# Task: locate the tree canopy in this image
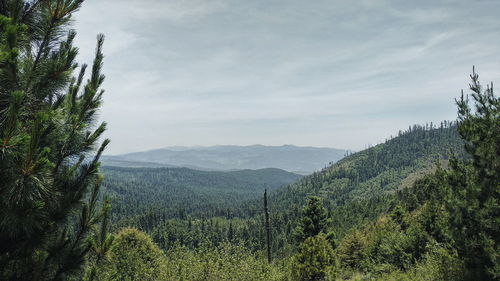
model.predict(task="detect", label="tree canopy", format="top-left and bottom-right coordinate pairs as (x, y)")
top-left (0, 1), bottom-right (109, 280)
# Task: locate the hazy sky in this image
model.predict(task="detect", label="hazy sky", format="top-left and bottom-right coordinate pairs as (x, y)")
top-left (73, 0), bottom-right (500, 154)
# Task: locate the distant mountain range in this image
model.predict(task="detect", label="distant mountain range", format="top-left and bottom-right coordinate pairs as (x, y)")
top-left (102, 145), bottom-right (348, 174)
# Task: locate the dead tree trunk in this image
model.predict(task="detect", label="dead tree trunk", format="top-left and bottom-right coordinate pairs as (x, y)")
top-left (264, 189), bottom-right (272, 264)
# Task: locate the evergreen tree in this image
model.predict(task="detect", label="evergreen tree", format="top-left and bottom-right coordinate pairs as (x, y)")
top-left (0, 1), bottom-right (109, 280)
top-left (294, 196), bottom-right (329, 243)
top-left (336, 230), bottom-right (366, 269)
top-left (446, 68), bottom-right (499, 280)
top-left (85, 199), bottom-right (114, 281)
top-left (292, 233), bottom-right (334, 281)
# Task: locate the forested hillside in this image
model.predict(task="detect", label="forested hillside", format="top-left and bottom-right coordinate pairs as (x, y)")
top-left (102, 166), bottom-right (302, 228)
top-left (0, 1), bottom-right (497, 281)
top-left (268, 122), bottom-right (466, 241)
top-left (102, 122), bottom-right (468, 258)
top-left (94, 104), bottom-right (498, 281)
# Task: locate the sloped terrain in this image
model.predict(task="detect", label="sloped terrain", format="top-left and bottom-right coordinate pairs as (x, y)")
top-left (102, 166), bottom-right (302, 226)
top-left (265, 124), bottom-right (466, 246)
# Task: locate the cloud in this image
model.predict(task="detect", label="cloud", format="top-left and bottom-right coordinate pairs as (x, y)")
top-left (72, 0), bottom-right (500, 154)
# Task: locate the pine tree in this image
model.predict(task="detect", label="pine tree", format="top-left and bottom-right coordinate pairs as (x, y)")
top-left (85, 198), bottom-right (114, 281)
top-left (292, 233), bottom-right (334, 281)
top-left (336, 230), bottom-right (366, 269)
top-left (294, 196), bottom-right (329, 243)
top-left (0, 1), bottom-right (109, 280)
top-left (445, 68), bottom-right (500, 280)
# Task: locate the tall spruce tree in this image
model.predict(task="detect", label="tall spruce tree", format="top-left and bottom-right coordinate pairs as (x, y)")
top-left (294, 196), bottom-right (329, 243)
top-left (0, 1), bottom-right (109, 280)
top-left (446, 68), bottom-right (499, 280)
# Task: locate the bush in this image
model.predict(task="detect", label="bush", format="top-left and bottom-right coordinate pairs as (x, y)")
top-left (372, 244), bottom-right (464, 281)
top-left (92, 228), bottom-right (167, 281)
top-left (292, 234), bottom-right (335, 281)
top-left (164, 241), bottom-right (285, 281)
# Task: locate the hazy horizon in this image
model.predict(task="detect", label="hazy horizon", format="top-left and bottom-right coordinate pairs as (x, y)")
top-left (73, 0), bottom-right (500, 154)
top-left (105, 143), bottom-right (350, 156)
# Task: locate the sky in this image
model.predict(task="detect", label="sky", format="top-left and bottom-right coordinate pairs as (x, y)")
top-left (73, 0), bottom-right (500, 155)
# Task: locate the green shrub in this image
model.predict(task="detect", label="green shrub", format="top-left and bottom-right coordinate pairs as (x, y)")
top-left (92, 228), bottom-right (167, 281)
top-left (371, 244), bottom-right (464, 281)
top-left (292, 234), bottom-right (335, 281)
top-left (165, 241), bottom-right (286, 281)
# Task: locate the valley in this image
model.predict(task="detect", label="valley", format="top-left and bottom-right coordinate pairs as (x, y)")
top-left (102, 123), bottom-right (466, 256)
top-left (1, 1), bottom-right (498, 280)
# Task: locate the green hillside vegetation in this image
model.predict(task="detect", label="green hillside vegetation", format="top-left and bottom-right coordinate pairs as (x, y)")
top-left (1, 1), bottom-right (498, 280)
top-left (90, 227), bottom-right (287, 281)
top-left (108, 123), bottom-right (466, 256)
top-left (102, 167), bottom-right (302, 229)
top-left (257, 122), bottom-right (467, 257)
top-left (88, 228), bottom-right (168, 281)
top-left (93, 74), bottom-right (496, 281)
top-left (290, 70), bottom-right (499, 281)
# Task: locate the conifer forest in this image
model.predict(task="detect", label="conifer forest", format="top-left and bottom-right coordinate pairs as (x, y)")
top-left (0, 1), bottom-right (498, 280)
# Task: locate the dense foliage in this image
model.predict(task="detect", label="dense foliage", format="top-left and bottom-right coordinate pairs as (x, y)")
top-left (104, 123), bottom-right (466, 260)
top-left (101, 166), bottom-right (301, 228)
top-left (88, 228), bottom-right (287, 281)
top-left (0, 1), bottom-right (109, 280)
top-left (256, 121), bottom-right (466, 257)
top-left (317, 69), bottom-right (499, 280)
top-left (292, 234), bottom-right (335, 281)
top-left (89, 228), bottom-right (168, 281)
top-left (293, 196), bottom-right (329, 243)
top-left (163, 242), bottom-right (286, 281)
top-left (0, 1), bottom-right (497, 280)
top-left (93, 70), bottom-right (496, 281)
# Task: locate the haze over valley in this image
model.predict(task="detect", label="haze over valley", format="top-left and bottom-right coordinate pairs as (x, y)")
top-left (103, 144), bottom-right (347, 174)
top-left (1, 1), bottom-right (498, 281)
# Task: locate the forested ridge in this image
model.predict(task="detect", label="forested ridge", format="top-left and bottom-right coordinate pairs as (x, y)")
top-left (0, 1), bottom-right (498, 281)
top-left (101, 166), bottom-right (302, 229)
top-left (99, 122), bottom-right (467, 248)
top-left (267, 122), bottom-right (466, 242)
